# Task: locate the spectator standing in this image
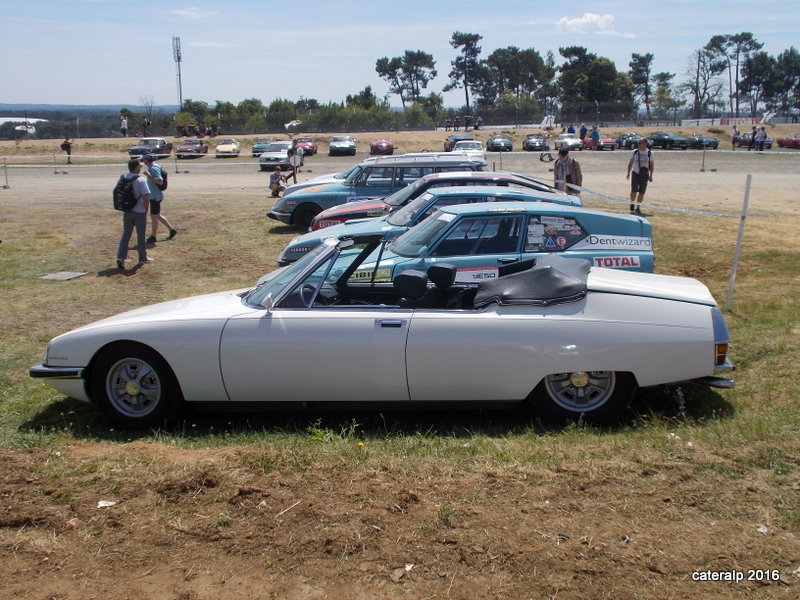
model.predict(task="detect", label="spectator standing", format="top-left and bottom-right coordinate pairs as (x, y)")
top-left (141, 154), bottom-right (177, 244)
top-left (115, 159), bottom-right (151, 269)
top-left (475, 115), bottom-right (483, 130)
top-left (553, 148), bottom-right (582, 196)
top-left (748, 126), bottom-right (757, 151)
top-left (287, 140), bottom-right (304, 184)
top-left (579, 123), bottom-right (588, 140)
top-left (754, 126), bottom-right (767, 152)
top-left (731, 125), bottom-right (740, 150)
top-left (626, 138), bottom-right (654, 215)
top-left (120, 115), bottom-right (128, 137)
top-left (61, 136), bottom-right (73, 164)
top-left (792, 106), bottom-right (800, 124)
top-left (590, 126), bottom-right (600, 150)
top-left (539, 129), bottom-right (553, 162)
top-left (567, 124), bottom-right (575, 134)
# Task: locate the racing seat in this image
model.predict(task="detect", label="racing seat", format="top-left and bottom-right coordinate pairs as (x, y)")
top-left (476, 219), bottom-right (517, 254)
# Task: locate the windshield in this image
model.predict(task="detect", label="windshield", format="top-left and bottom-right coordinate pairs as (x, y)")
top-left (386, 191), bottom-right (436, 226)
top-left (456, 142), bottom-right (482, 150)
top-left (266, 142), bottom-right (289, 152)
top-left (332, 136), bottom-right (350, 142)
top-left (382, 177), bottom-right (426, 208)
top-left (245, 242), bottom-right (335, 306)
top-left (343, 166), bottom-right (366, 185)
top-left (389, 211), bottom-right (453, 256)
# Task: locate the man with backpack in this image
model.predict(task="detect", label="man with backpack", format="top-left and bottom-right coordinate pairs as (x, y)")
top-left (115, 159), bottom-right (152, 269)
top-left (626, 138), bottom-right (654, 215)
top-left (141, 153), bottom-right (177, 244)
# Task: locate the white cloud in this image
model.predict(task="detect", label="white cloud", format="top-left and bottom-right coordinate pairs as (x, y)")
top-left (170, 7), bottom-right (220, 20)
top-left (556, 13), bottom-right (634, 38)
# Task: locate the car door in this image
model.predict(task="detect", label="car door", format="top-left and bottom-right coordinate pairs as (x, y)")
top-left (423, 215), bottom-right (525, 283)
top-left (218, 253), bottom-right (411, 403)
top-left (219, 307), bottom-right (411, 403)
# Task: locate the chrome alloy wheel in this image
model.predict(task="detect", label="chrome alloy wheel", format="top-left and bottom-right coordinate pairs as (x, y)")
top-left (106, 357), bottom-right (162, 419)
top-left (543, 371), bottom-right (616, 413)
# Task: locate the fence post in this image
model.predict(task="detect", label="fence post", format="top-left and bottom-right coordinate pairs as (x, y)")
top-left (725, 174), bottom-right (751, 311)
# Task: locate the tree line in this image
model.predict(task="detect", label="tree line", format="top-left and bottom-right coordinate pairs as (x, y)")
top-left (3, 31), bottom-right (798, 140)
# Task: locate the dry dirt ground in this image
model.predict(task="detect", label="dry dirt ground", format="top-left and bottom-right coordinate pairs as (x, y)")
top-left (1, 127), bottom-right (799, 599)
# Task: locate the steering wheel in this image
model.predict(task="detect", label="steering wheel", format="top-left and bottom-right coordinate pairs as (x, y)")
top-left (298, 284), bottom-right (317, 306)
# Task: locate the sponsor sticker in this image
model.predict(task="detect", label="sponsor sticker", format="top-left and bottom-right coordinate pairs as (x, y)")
top-left (571, 235), bottom-right (652, 249)
top-left (315, 220), bottom-right (342, 229)
top-left (592, 256), bottom-right (641, 268)
top-left (456, 265), bottom-right (499, 282)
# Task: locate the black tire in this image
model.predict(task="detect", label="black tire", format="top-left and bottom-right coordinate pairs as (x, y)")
top-left (294, 204), bottom-right (321, 230)
top-left (90, 342), bottom-right (183, 429)
top-left (528, 371), bottom-right (636, 424)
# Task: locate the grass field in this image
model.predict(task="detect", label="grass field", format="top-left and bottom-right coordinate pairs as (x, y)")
top-left (1, 129), bottom-right (799, 598)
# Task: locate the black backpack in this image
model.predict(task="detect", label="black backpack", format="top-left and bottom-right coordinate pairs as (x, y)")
top-left (113, 175), bottom-right (138, 211)
top-left (157, 169), bottom-right (168, 191)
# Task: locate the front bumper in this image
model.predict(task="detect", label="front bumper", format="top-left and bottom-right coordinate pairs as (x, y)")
top-left (267, 210), bottom-right (293, 225)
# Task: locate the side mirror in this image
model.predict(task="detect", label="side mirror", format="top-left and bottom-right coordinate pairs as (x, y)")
top-left (260, 293), bottom-right (275, 312)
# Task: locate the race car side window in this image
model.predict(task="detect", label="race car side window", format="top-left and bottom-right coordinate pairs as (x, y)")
top-left (432, 216), bottom-right (523, 256)
top-left (524, 215), bottom-right (588, 252)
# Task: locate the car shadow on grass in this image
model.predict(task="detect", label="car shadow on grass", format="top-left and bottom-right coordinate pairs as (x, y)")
top-left (19, 384), bottom-right (734, 442)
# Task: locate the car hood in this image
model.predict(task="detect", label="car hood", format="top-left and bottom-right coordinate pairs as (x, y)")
top-left (587, 268), bottom-right (716, 305)
top-left (61, 289), bottom-right (254, 336)
top-left (320, 198), bottom-right (389, 217)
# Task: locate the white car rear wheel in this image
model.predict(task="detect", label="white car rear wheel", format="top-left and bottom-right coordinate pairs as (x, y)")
top-left (531, 371), bottom-right (635, 423)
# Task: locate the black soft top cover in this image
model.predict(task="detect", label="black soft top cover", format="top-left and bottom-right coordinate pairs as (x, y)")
top-left (472, 255), bottom-right (590, 307)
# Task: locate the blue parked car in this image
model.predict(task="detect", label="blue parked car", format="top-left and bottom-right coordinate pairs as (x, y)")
top-left (278, 188), bottom-right (653, 273)
top-left (268, 154), bottom-right (488, 230)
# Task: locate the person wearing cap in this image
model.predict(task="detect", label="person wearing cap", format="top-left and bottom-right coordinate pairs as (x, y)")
top-left (553, 148), bottom-right (582, 196)
top-left (626, 138), bottom-right (654, 215)
top-left (141, 153), bottom-right (177, 244)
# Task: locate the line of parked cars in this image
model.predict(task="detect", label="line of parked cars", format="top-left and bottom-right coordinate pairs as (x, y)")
top-left (32, 143), bottom-right (736, 428)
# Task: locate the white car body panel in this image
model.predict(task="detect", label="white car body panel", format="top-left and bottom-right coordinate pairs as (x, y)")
top-left (220, 308), bottom-right (410, 402)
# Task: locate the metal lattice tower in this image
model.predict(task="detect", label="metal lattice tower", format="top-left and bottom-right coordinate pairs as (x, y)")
top-left (172, 37), bottom-right (183, 109)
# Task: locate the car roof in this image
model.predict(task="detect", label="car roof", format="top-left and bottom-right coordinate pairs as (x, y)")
top-left (434, 198), bottom-right (637, 219)
top-left (354, 154), bottom-right (487, 167)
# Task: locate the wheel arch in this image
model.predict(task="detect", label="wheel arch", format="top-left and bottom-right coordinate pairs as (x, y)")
top-left (85, 339), bottom-right (184, 403)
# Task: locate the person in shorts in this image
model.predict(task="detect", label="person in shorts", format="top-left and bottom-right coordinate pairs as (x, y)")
top-left (141, 154), bottom-right (177, 244)
top-left (626, 138), bottom-right (654, 215)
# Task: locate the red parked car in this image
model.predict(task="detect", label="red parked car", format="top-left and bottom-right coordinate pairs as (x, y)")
top-left (295, 137), bottom-right (318, 155)
top-left (369, 138), bottom-right (394, 155)
top-left (582, 134), bottom-right (618, 150)
top-left (776, 133), bottom-right (800, 148)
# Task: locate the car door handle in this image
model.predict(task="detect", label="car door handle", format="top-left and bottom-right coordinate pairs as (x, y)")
top-left (376, 319), bottom-right (407, 328)
top-left (498, 257), bottom-right (518, 264)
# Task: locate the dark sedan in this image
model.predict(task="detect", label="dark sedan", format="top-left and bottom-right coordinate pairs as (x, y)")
top-left (647, 131), bottom-right (689, 150)
top-left (175, 138), bottom-right (209, 159)
top-left (444, 133), bottom-right (474, 151)
top-left (522, 134), bottom-right (545, 151)
top-left (127, 137), bottom-right (173, 158)
top-left (687, 134), bottom-right (719, 149)
top-left (486, 135), bottom-right (513, 152)
top-left (616, 132), bottom-right (642, 149)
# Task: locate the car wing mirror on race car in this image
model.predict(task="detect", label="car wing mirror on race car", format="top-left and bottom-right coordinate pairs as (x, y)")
top-left (260, 293), bottom-right (275, 312)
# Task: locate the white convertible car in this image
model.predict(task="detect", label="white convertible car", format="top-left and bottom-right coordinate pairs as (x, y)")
top-left (31, 235), bottom-right (734, 429)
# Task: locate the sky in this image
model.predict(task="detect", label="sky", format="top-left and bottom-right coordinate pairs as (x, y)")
top-left (1, 0), bottom-right (798, 110)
